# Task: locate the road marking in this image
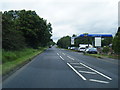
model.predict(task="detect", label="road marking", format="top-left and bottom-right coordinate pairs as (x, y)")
top-left (67, 56), bottom-right (74, 60)
top-left (89, 79), bottom-right (109, 84)
top-left (62, 53), bottom-right (65, 55)
top-left (60, 56), bottom-right (64, 60)
top-left (67, 63), bottom-right (87, 80)
top-left (80, 63), bottom-right (112, 80)
top-left (57, 53), bottom-right (59, 56)
top-left (74, 66), bottom-right (84, 68)
top-left (70, 63), bottom-right (80, 65)
top-left (79, 70), bottom-right (96, 74)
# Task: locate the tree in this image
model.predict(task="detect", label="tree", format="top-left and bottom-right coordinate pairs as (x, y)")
top-left (2, 11), bottom-right (26, 50)
top-left (101, 37), bottom-right (113, 47)
top-left (2, 10), bottom-right (53, 50)
top-left (15, 10), bottom-right (52, 48)
top-left (57, 36), bottom-right (71, 48)
top-left (74, 37), bottom-right (92, 47)
top-left (112, 27), bottom-right (120, 54)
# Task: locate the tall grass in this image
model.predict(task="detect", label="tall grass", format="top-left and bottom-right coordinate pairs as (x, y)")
top-left (2, 48), bottom-right (38, 63)
top-left (2, 47), bottom-right (46, 76)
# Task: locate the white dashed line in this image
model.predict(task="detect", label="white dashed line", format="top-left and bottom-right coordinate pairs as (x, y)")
top-left (67, 56), bottom-right (74, 60)
top-left (79, 70), bottom-right (96, 74)
top-left (80, 63), bottom-right (112, 80)
top-left (74, 66), bottom-right (84, 68)
top-left (89, 79), bottom-right (109, 84)
top-left (60, 56), bottom-right (64, 60)
top-left (67, 63), bottom-right (87, 80)
top-left (57, 53), bottom-right (59, 56)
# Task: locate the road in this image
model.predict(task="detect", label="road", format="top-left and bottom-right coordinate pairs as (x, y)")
top-left (3, 46), bottom-right (119, 88)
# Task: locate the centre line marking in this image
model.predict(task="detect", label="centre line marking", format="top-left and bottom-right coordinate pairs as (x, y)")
top-left (67, 56), bottom-right (74, 60)
top-left (80, 63), bottom-right (112, 80)
top-left (60, 56), bottom-right (64, 60)
top-left (79, 70), bottom-right (96, 74)
top-left (89, 79), bottom-right (109, 84)
top-left (67, 63), bottom-right (87, 80)
top-left (57, 53), bottom-right (59, 56)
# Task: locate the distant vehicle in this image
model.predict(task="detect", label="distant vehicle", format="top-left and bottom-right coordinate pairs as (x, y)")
top-left (79, 44), bottom-right (93, 48)
top-left (68, 47), bottom-right (71, 49)
top-left (78, 44), bottom-right (93, 52)
top-left (78, 47), bottom-right (86, 52)
top-left (49, 45), bottom-right (52, 48)
top-left (84, 48), bottom-right (98, 54)
top-left (70, 47), bottom-right (76, 50)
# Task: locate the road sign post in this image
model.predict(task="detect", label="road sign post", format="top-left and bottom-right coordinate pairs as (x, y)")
top-left (71, 37), bottom-right (75, 45)
top-left (95, 37), bottom-right (101, 47)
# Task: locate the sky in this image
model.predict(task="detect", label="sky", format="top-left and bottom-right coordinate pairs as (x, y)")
top-left (0, 0), bottom-right (119, 42)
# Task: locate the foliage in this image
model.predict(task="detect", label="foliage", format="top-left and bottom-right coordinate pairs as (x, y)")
top-left (2, 47), bottom-right (46, 75)
top-left (112, 27), bottom-right (120, 54)
top-left (2, 11), bottom-right (26, 50)
top-left (101, 37), bottom-right (113, 47)
top-left (48, 39), bottom-right (56, 46)
top-left (75, 37), bottom-right (93, 47)
top-left (57, 36), bottom-right (71, 48)
top-left (2, 10), bottom-right (52, 50)
top-left (102, 46), bottom-right (109, 53)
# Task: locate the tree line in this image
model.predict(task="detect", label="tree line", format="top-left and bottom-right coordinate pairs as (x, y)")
top-left (57, 28), bottom-right (120, 54)
top-left (2, 10), bottom-right (53, 50)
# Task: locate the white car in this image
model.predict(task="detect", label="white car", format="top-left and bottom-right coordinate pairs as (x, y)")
top-left (78, 47), bottom-right (86, 52)
top-left (84, 48), bottom-right (98, 54)
top-left (70, 47), bottom-right (76, 50)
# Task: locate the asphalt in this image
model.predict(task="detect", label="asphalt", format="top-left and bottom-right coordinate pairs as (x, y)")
top-left (2, 46), bottom-right (119, 88)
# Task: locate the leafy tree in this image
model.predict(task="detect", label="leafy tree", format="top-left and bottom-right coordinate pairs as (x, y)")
top-left (101, 37), bottom-right (113, 47)
top-left (15, 10), bottom-right (52, 48)
top-left (2, 11), bottom-right (26, 50)
top-left (112, 27), bottom-right (120, 54)
top-left (2, 10), bottom-right (53, 50)
top-left (57, 36), bottom-right (71, 48)
top-left (74, 37), bottom-right (93, 47)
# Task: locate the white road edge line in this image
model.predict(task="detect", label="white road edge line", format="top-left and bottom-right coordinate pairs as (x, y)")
top-left (89, 79), bottom-right (109, 84)
top-left (79, 70), bottom-right (96, 74)
top-left (57, 53), bottom-right (59, 56)
top-left (67, 56), bottom-right (74, 60)
top-left (67, 63), bottom-right (87, 80)
top-left (60, 56), bottom-right (64, 60)
top-left (80, 63), bottom-right (112, 80)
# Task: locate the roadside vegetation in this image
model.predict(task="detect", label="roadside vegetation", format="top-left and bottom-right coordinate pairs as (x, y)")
top-left (2, 10), bottom-right (54, 76)
top-left (2, 47), bottom-right (46, 76)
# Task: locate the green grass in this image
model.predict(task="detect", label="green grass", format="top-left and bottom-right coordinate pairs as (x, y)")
top-left (2, 47), bottom-right (47, 76)
top-left (85, 53), bottom-right (120, 60)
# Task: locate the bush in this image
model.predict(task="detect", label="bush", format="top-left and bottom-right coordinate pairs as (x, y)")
top-left (102, 46), bottom-right (109, 53)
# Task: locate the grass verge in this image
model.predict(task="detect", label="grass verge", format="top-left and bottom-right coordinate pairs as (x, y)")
top-left (2, 47), bottom-right (47, 76)
top-left (85, 53), bottom-right (120, 60)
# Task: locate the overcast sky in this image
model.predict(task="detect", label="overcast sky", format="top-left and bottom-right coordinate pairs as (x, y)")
top-left (0, 0), bottom-right (119, 42)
